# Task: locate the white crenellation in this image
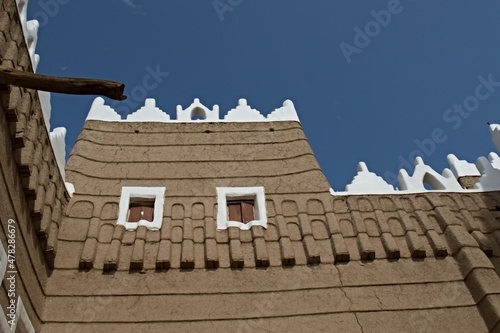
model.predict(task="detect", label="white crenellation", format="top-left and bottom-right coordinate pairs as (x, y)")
top-left (87, 97), bottom-right (121, 121)
top-left (489, 123), bottom-right (500, 152)
top-left (177, 98), bottom-right (219, 121)
top-left (49, 127), bottom-right (66, 179)
top-left (473, 157), bottom-right (500, 191)
top-left (16, 0), bottom-right (40, 71)
top-left (489, 152), bottom-right (500, 170)
top-left (49, 127), bottom-right (74, 196)
top-left (39, 90), bottom-right (51, 131)
top-left (85, 97), bottom-right (302, 123)
top-left (398, 157), bottom-right (462, 191)
top-left (224, 99), bottom-right (266, 121)
top-left (447, 154), bottom-right (480, 178)
top-left (25, 19), bottom-right (39, 68)
top-left (344, 162), bottom-right (395, 194)
top-left (267, 100), bottom-right (300, 122)
top-left (338, 151), bottom-right (500, 195)
top-left (126, 98), bottom-right (170, 122)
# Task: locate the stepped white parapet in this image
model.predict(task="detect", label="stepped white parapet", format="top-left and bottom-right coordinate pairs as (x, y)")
top-left (489, 152), bottom-right (500, 170)
top-left (224, 99), bottom-right (266, 121)
top-left (87, 97), bottom-right (121, 121)
top-left (447, 154), bottom-right (480, 178)
top-left (473, 157), bottom-right (500, 191)
top-left (336, 122), bottom-right (500, 194)
top-left (344, 162), bottom-right (395, 194)
top-left (337, 152), bottom-right (500, 195)
top-left (267, 100), bottom-right (300, 122)
top-left (86, 97), bottom-right (301, 123)
top-left (177, 98), bottom-right (219, 121)
top-left (127, 99), bottom-right (170, 122)
top-left (398, 157), bottom-right (463, 191)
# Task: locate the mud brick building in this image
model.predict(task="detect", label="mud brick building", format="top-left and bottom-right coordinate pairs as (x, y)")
top-left (2, 0), bottom-right (500, 332)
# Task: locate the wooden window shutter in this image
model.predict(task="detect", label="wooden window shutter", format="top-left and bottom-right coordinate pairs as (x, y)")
top-left (227, 200), bottom-right (255, 223)
top-left (241, 202), bottom-right (254, 223)
top-left (128, 206), bottom-right (142, 222)
top-left (228, 202), bottom-right (242, 222)
top-left (128, 200), bottom-right (155, 222)
top-left (141, 206), bottom-right (154, 222)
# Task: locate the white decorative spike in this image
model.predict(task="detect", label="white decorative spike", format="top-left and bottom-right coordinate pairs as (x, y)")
top-left (267, 100), bottom-right (300, 122)
top-left (16, 0), bottom-right (40, 70)
top-left (176, 98), bottom-right (219, 121)
top-left (447, 154), bottom-right (480, 178)
top-left (473, 156), bottom-right (500, 191)
top-left (87, 97), bottom-right (121, 121)
top-left (489, 123), bottom-right (500, 152)
top-left (49, 127), bottom-right (67, 180)
top-left (49, 127), bottom-right (74, 196)
top-left (16, 0), bottom-right (28, 39)
top-left (32, 54), bottom-right (40, 73)
top-left (26, 20), bottom-right (39, 65)
top-left (398, 157), bottom-right (462, 191)
top-left (38, 91), bottom-right (51, 131)
top-left (224, 99), bottom-right (266, 121)
top-left (344, 162), bottom-right (395, 194)
top-left (126, 98), bottom-right (170, 122)
top-left (489, 152), bottom-right (500, 170)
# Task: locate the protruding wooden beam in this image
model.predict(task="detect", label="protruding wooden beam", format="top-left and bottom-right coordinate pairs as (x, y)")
top-left (0, 65), bottom-right (127, 101)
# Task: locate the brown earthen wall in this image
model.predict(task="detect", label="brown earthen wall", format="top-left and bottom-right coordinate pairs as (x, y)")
top-left (55, 118), bottom-right (500, 331)
top-left (0, 1), bottom-right (70, 331)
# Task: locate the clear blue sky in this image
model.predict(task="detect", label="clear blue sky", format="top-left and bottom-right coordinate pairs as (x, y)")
top-left (29, 0), bottom-right (500, 191)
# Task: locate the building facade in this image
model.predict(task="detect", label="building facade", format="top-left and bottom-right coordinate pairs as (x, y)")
top-left (2, 0), bottom-right (500, 332)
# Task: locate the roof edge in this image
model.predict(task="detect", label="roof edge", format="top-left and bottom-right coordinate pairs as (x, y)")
top-left (86, 97), bottom-right (301, 123)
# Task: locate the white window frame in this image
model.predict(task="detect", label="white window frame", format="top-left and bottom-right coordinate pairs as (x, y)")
top-left (216, 187), bottom-right (267, 230)
top-left (117, 187), bottom-right (165, 230)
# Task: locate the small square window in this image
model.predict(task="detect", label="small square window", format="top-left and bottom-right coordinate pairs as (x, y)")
top-left (217, 187), bottom-right (267, 230)
top-left (117, 187), bottom-right (165, 230)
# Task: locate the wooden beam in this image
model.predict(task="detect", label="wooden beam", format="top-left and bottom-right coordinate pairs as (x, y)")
top-left (0, 65), bottom-right (127, 101)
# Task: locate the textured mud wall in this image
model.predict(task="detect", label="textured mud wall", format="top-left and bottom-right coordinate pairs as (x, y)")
top-left (0, 0), bottom-right (70, 331)
top-left (53, 119), bottom-right (500, 332)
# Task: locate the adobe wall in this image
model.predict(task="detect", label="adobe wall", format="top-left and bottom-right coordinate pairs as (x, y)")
top-left (46, 188), bottom-right (500, 332)
top-left (0, 0), bottom-right (70, 331)
top-left (52, 118), bottom-right (500, 332)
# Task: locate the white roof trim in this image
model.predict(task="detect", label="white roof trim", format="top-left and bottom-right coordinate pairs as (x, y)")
top-left (85, 98), bottom-right (301, 123)
top-left (126, 99), bottom-right (170, 122)
top-left (334, 151), bottom-right (500, 196)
